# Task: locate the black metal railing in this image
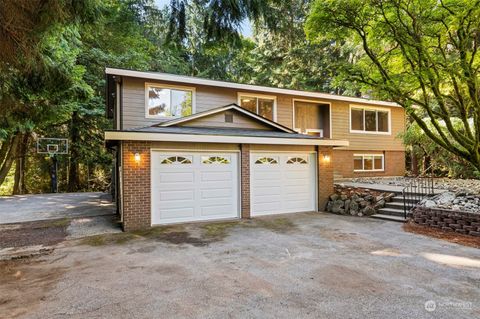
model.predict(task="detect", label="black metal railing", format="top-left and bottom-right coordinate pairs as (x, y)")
top-left (402, 177), bottom-right (435, 219)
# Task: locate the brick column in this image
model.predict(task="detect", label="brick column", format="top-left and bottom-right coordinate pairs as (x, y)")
top-left (122, 141), bottom-right (151, 231)
top-left (240, 144), bottom-right (251, 218)
top-left (317, 146), bottom-right (334, 211)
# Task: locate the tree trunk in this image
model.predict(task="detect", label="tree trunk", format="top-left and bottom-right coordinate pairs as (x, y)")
top-left (423, 156), bottom-right (431, 176)
top-left (411, 150), bottom-right (419, 176)
top-left (67, 111), bottom-right (80, 192)
top-left (0, 136), bottom-right (12, 167)
top-left (13, 133), bottom-right (29, 195)
top-left (0, 134), bottom-right (21, 186)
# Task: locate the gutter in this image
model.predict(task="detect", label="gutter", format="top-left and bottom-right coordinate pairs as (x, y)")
top-left (104, 131), bottom-right (349, 147)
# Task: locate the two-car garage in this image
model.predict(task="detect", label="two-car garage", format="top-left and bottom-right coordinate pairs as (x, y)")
top-left (151, 150), bottom-right (317, 225)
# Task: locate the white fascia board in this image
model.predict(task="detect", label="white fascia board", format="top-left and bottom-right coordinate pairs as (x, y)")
top-left (106, 68), bottom-right (400, 108)
top-left (104, 131), bottom-right (349, 147)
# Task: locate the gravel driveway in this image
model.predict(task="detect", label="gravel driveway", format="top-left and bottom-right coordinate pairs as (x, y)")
top-left (1, 213), bottom-right (479, 319)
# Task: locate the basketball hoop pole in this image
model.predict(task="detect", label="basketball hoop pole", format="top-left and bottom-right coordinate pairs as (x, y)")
top-left (50, 154), bottom-right (58, 193)
top-left (37, 137), bottom-right (68, 194)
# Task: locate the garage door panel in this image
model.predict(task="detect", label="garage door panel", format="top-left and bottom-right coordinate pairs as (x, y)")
top-left (158, 172), bottom-right (194, 183)
top-left (251, 186), bottom-right (281, 196)
top-left (158, 207), bottom-right (195, 219)
top-left (159, 190), bottom-right (194, 201)
top-left (252, 194), bottom-right (282, 204)
top-left (152, 152), bottom-right (239, 225)
top-left (285, 200), bottom-right (311, 210)
top-left (201, 205), bottom-right (235, 216)
top-left (251, 171), bottom-right (282, 180)
top-left (201, 171), bottom-right (233, 182)
top-left (200, 188), bottom-right (232, 199)
top-left (251, 153), bottom-right (316, 216)
top-left (284, 170), bottom-right (310, 178)
top-left (254, 202), bottom-right (282, 212)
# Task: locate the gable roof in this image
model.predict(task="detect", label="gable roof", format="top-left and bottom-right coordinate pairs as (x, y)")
top-left (106, 67), bottom-right (400, 108)
top-left (156, 104), bottom-right (297, 133)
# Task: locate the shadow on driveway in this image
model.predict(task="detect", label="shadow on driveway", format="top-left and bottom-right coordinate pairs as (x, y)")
top-left (0, 192), bottom-right (115, 224)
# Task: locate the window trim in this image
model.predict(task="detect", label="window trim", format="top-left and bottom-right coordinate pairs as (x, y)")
top-left (349, 104), bottom-right (391, 135)
top-left (145, 82), bottom-right (196, 119)
top-left (237, 92), bottom-right (277, 122)
top-left (353, 154), bottom-right (385, 172)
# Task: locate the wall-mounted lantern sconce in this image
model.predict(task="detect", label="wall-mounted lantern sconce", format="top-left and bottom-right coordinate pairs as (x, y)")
top-left (134, 152), bottom-right (141, 163)
top-left (322, 154), bottom-right (331, 163)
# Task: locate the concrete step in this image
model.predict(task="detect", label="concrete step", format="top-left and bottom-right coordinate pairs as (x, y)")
top-left (377, 207), bottom-right (405, 217)
top-left (391, 196), bottom-right (419, 204)
top-left (385, 201), bottom-right (406, 209)
top-left (371, 214), bottom-right (407, 222)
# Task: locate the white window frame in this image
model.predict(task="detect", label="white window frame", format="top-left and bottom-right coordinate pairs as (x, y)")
top-left (237, 92), bottom-right (277, 122)
top-left (145, 82), bottom-right (196, 119)
top-left (353, 154), bottom-right (385, 172)
top-left (292, 98), bottom-right (332, 138)
top-left (349, 104), bottom-right (391, 135)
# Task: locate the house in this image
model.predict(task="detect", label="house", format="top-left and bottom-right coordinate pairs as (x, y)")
top-left (104, 68), bottom-right (405, 231)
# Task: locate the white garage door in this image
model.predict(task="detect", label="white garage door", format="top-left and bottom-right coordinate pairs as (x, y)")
top-left (250, 153), bottom-right (316, 216)
top-left (151, 151), bottom-right (239, 225)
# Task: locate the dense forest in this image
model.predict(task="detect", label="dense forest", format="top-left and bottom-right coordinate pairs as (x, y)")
top-left (1, 0), bottom-right (479, 195)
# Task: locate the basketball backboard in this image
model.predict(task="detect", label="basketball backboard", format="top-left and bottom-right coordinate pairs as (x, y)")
top-left (37, 138), bottom-right (68, 155)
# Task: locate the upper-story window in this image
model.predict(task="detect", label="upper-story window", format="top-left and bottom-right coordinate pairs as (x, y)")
top-left (238, 93), bottom-right (276, 121)
top-left (146, 83), bottom-right (195, 118)
top-left (350, 105), bottom-right (390, 134)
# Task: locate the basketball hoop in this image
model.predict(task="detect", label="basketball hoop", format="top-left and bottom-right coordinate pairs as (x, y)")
top-left (37, 138), bottom-right (68, 155)
top-left (36, 137), bottom-right (68, 193)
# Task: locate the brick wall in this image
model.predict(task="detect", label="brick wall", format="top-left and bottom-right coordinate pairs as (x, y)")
top-left (122, 141), bottom-right (151, 231)
top-left (120, 141), bottom-right (334, 230)
top-left (240, 144), bottom-right (251, 218)
top-left (333, 150), bottom-right (405, 179)
top-left (412, 207), bottom-right (480, 237)
top-left (317, 146), bottom-right (334, 211)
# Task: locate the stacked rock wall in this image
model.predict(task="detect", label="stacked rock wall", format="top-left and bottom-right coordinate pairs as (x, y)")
top-left (326, 186), bottom-right (394, 217)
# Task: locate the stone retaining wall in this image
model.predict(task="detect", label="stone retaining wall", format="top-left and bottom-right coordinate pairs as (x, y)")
top-left (411, 207), bottom-right (480, 237)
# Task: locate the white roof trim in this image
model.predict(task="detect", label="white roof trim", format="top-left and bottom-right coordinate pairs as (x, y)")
top-left (106, 68), bottom-right (400, 108)
top-left (105, 131), bottom-right (349, 147)
top-left (158, 104), bottom-right (295, 133)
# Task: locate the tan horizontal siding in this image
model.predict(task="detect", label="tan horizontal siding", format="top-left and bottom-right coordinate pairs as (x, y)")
top-left (330, 101), bottom-right (405, 151)
top-left (180, 111), bottom-right (272, 130)
top-left (121, 77), bottom-right (405, 152)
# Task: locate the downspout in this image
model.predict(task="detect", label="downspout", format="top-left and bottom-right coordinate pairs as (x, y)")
top-left (114, 76), bottom-right (124, 221)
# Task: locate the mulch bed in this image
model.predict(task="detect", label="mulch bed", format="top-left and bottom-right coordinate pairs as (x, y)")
top-left (403, 221), bottom-right (480, 249)
top-left (0, 219), bottom-right (70, 249)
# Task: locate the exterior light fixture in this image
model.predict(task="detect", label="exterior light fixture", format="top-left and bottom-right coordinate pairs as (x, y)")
top-left (323, 154), bottom-right (331, 162)
top-left (134, 152), bottom-right (141, 163)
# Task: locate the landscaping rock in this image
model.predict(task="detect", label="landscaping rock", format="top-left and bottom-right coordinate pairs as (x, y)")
top-left (363, 206), bottom-right (376, 216)
top-left (331, 200), bottom-right (345, 214)
top-left (326, 185), bottom-right (394, 217)
top-left (339, 176), bottom-right (480, 195)
top-left (330, 194), bottom-right (339, 201)
top-left (420, 191), bottom-right (480, 213)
